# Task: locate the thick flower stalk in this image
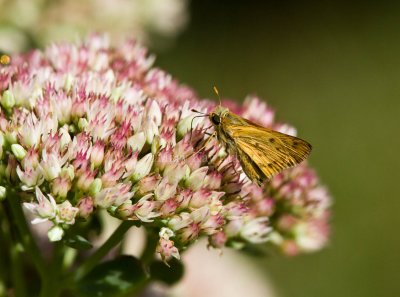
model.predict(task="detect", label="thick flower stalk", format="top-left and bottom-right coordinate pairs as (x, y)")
top-left (0, 36), bottom-right (331, 265)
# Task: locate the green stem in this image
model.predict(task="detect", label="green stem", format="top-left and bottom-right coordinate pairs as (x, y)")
top-left (0, 204), bottom-right (11, 295)
top-left (39, 242), bottom-right (63, 297)
top-left (73, 220), bottom-right (134, 281)
top-left (140, 228), bottom-right (159, 265)
top-left (10, 243), bottom-right (26, 297)
top-left (62, 247), bottom-right (77, 271)
top-left (7, 190), bottom-right (48, 289)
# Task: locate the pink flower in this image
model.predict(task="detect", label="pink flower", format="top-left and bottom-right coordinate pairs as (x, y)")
top-left (76, 196), bottom-right (94, 219)
top-left (51, 176), bottom-right (72, 199)
top-left (94, 183), bottom-right (134, 208)
top-left (0, 36), bottom-right (331, 254)
top-left (133, 194), bottom-right (160, 222)
top-left (157, 228), bottom-right (180, 263)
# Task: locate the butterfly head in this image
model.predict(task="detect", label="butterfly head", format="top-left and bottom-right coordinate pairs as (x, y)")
top-left (210, 106), bottom-right (229, 126)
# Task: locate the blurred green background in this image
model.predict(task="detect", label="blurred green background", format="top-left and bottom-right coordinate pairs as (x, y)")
top-left (155, 1), bottom-right (400, 297)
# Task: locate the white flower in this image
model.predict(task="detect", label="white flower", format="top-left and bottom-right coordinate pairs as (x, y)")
top-left (94, 183), bottom-right (134, 208)
top-left (240, 217), bottom-right (272, 244)
top-left (56, 200), bottom-right (79, 225)
top-left (154, 177), bottom-right (177, 201)
top-left (24, 187), bottom-right (57, 224)
top-left (16, 166), bottom-right (44, 190)
top-left (18, 113), bottom-right (43, 148)
top-left (134, 194), bottom-right (160, 222)
top-left (39, 151), bottom-right (65, 181)
top-left (131, 153), bottom-right (154, 181)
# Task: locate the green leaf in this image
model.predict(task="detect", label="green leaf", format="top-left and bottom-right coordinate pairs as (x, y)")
top-left (64, 235), bottom-right (93, 250)
top-left (149, 258), bottom-right (184, 286)
top-left (76, 255), bottom-right (148, 297)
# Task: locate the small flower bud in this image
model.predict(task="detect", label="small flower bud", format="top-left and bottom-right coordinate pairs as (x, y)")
top-left (176, 115), bottom-right (193, 138)
top-left (164, 162), bottom-right (188, 184)
top-left (131, 153), bottom-right (153, 181)
top-left (204, 171), bottom-right (222, 190)
top-left (48, 225), bottom-right (64, 242)
top-left (78, 118), bottom-right (88, 131)
top-left (91, 141), bottom-right (105, 167)
top-left (63, 73), bottom-right (74, 92)
top-left (190, 188), bottom-right (211, 208)
top-left (11, 144), bottom-right (27, 160)
top-left (59, 126), bottom-right (72, 149)
top-left (151, 135), bottom-right (160, 154)
top-left (185, 166), bottom-right (208, 190)
top-left (209, 231), bottom-right (227, 248)
top-left (76, 169), bottom-right (96, 191)
top-left (185, 152), bottom-right (204, 171)
top-left (155, 147), bottom-right (173, 172)
top-left (160, 198), bottom-right (179, 217)
top-left (175, 189), bottom-right (192, 210)
top-left (168, 212), bottom-right (191, 231)
top-left (77, 196), bottom-right (94, 219)
top-left (4, 131), bottom-right (17, 145)
top-left (51, 176), bottom-right (72, 200)
top-left (115, 201), bottom-right (136, 219)
top-left (154, 178), bottom-right (177, 201)
top-left (178, 222), bottom-right (201, 242)
top-left (135, 173), bottom-right (160, 196)
top-left (127, 132), bottom-right (146, 152)
top-left (1, 90), bottom-right (15, 109)
top-left (6, 155), bottom-right (18, 182)
top-left (133, 194), bottom-right (159, 222)
top-left (88, 178), bottom-right (102, 196)
top-left (61, 165), bottom-right (75, 181)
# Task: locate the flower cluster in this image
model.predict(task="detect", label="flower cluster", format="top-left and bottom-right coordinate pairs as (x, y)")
top-left (0, 0), bottom-right (188, 52)
top-left (0, 36), bottom-right (331, 261)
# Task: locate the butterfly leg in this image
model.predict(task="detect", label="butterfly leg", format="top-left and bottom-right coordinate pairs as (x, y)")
top-left (189, 114), bottom-right (209, 141)
top-left (198, 131), bottom-right (216, 152)
top-left (188, 132), bottom-right (216, 159)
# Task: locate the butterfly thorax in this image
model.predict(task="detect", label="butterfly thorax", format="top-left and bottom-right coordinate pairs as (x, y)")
top-left (210, 106), bottom-right (242, 155)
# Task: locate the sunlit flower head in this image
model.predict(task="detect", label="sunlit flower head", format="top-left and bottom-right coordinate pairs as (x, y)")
top-left (0, 35), bottom-right (331, 261)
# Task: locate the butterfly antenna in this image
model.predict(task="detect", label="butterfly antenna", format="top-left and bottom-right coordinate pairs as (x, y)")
top-left (191, 109), bottom-right (207, 115)
top-left (213, 86), bottom-right (222, 106)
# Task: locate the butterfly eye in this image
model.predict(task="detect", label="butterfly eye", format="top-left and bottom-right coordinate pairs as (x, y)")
top-left (211, 114), bottom-right (221, 125)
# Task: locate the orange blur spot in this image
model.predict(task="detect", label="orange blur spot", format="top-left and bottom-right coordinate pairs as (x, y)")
top-left (0, 54), bottom-right (11, 65)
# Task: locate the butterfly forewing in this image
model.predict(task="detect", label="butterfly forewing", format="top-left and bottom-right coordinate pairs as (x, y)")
top-left (220, 112), bottom-right (312, 182)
